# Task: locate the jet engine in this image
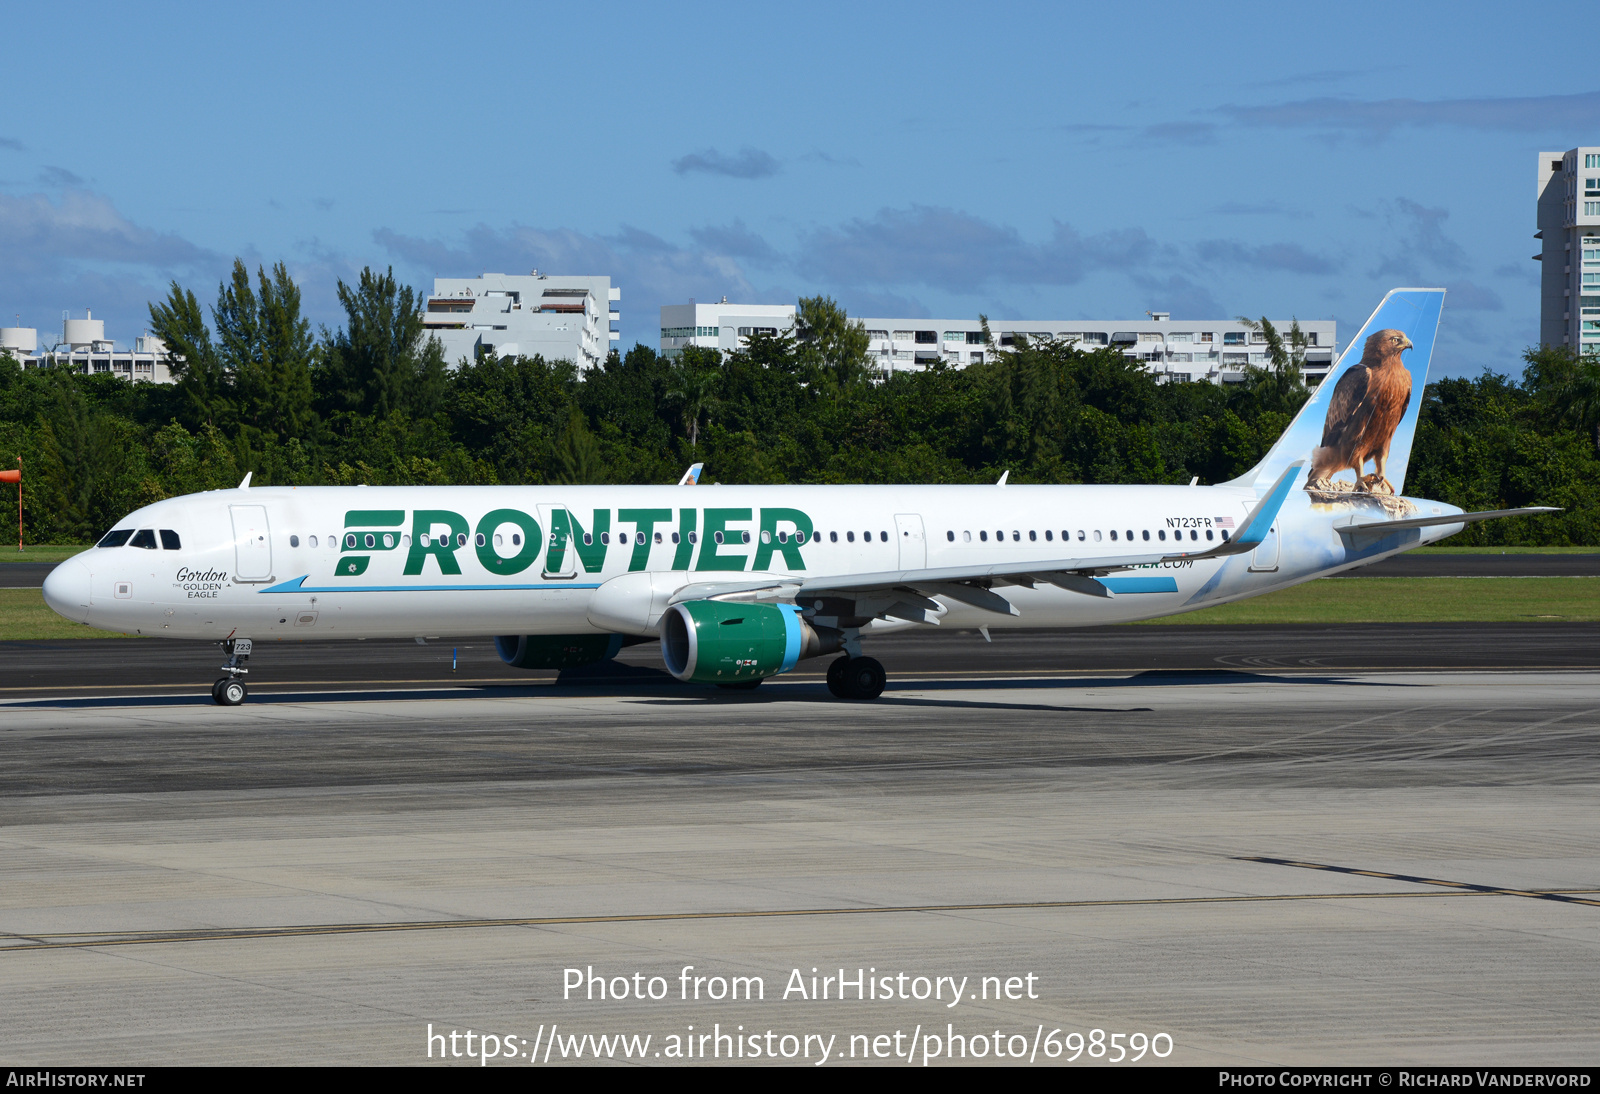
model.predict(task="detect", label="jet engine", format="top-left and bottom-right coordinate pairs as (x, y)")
top-left (494, 633), bottom-right (626, 669)
top-left (659, 600), bottom-right (840, 684)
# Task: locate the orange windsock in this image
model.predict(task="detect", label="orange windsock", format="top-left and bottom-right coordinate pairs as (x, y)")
top-left (0, 469), bottom-right (18, 483)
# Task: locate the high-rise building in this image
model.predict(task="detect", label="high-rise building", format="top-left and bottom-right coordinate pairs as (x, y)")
top-left (1536, 147), bottom-right (1600, 354)
top-left (660, 301), bottom-right (1337, 385)
top-left (422, 272), bottom-right (620, 370)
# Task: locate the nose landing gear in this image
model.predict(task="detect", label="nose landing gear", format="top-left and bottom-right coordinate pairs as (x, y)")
top-left (213, 638), bottom-right (252, 705)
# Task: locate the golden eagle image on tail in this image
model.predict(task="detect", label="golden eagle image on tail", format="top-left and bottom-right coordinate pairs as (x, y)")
top-left (1307, 328), bottom-right (1414, 494)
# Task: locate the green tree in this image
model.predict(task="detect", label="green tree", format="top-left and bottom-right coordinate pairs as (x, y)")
top-left (796, 295), bottom-right (872, 393)
top-left (663, 346), bottom-right (721, 449)
top-left (149, 282), bottom-right (230, 429)
top-left (319, 267), bottom-right (446, 419)
top-left (214, 259), bottom-right (317, 443)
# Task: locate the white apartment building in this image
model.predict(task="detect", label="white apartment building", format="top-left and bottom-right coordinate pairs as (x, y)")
top-left (1, 311), bottom-right (175, 382)
top-left (659, 301), bottom-right (1337, 385)
top-left (423, 272), bottom-right (620, 370)
top-left (1536, 146), bottom-right (1600, 354)
top-left (659, 299), bottom-right (797, 356)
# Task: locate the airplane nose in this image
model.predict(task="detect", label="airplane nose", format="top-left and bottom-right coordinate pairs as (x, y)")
top-left (42, 558), bottom-right (91, 624)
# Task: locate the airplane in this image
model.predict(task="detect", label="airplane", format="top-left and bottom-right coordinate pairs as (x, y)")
top-left (41, 288), bottom-right (1555, 705)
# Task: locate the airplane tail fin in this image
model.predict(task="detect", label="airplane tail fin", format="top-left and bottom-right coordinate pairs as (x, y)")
top-left (1223, 288), bottom-right (1445, 495)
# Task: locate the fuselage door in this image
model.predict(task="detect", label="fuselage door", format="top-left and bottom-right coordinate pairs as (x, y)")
top-left (538, 503), bottom-right (577, 579)
top-left (230, 504), bottom-right (273, 582)
top-left (895, 513), bottom-right (927, 570)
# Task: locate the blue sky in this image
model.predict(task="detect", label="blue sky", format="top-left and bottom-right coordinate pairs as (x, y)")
top-left (0, 1), bottom-right (1586, 377)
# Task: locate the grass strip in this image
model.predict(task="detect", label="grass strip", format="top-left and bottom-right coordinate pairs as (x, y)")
top-left (1142, 576), bottom-right (1600, 624)
top-left (0, 588), bottom-right (133, 640)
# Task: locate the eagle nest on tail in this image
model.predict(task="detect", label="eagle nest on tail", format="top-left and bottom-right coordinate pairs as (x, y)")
top-left (1307, 328), bottom-right (1413, 495)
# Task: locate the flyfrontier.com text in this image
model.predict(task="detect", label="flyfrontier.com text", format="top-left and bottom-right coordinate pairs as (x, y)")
top-left (563, 966), bottom-right (1040, 1006)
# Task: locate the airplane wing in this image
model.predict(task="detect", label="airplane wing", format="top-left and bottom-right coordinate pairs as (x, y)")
top-left (668, 462), bottom-right (1306, 621)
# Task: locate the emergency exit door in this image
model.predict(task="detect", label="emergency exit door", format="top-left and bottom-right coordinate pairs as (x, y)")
top-left (895, 513), bottom-right (926, 569)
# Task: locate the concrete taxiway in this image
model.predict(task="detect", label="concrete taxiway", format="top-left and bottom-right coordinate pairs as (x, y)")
top-left (2, 661), bottom-right (1599, 1066)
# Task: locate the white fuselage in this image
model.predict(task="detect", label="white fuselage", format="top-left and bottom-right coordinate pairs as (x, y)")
top-left (41, 482), bottom-right (1461, 644)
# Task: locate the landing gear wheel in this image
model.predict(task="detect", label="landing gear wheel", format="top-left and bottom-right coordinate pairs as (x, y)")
top-left (211, 678), bottom-right (228, 703)
top-left (843, 656), bottom-right (886, 700)
top-left (826, 656), bottom-right (852, 698)
top-left (718, 677), bottom-right (764, 690)
top-left (217, 679), bottom-right (247, 706)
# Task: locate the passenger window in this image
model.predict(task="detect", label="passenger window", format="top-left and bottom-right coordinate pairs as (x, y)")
top-left (1110, 530), bottom-right (1118, 541)
top-left (129, 529), bottom-right (157, 550)
top-left (830, 531), bottom-right (837, 543)
top-left (1012, 531), bottom-right (1020, 541)
top-left (308, 535), bottom-right (318, 548)
top-left (979, 530), bottom-right (987, 542)
top-left (289, 535), bottom-right (300, 548)
top-left (1029, 530), bottom-right (1036, 541)
top-left (160, 529), bottom-right (181, 550)
top-left (963, 531), bottom-right (971, 542)
top-left (1206, 529), bottom-right (1214, 541)
top-left (456, 533), bottom-right (467, 547)
top-left (654, 532), bottom-right (662, 544)
top-left (1045, 530), bottom-right (1052, 541)
top-left (403, 535), bottom-right (410, 545)
top-left (671, 531), bottom-right (680, 544)
top-left (512, 533), bottom-right (522, 546)
top-left (599, 532), bottom-right (608, 545)
top-left (714, 531), bottom-right (724, 544)
top-left (879, 531), bottom-right (887, 542)
top-left (1142, 530), bottom-right (1150, 541)
top-left (946, 530), bottom-right (954, 541)
top-left (1222, 530), bottom-right (1230, 541)
top-left (1126, 530), bottom-right (1134, 541)
top-left (383, 534), bottom-right (394, 548)
top-left (776, 531), bottom-right (788, 544)
top-left (363, 533), bottom-right (375, 548)
top-left (847, 531), bottom-right (855, 542)
top-left (1074, 530), bottom-right (1082, 541)
top-left (98, 529), bottom-right (134, 548)
top-left (688, 531), bottom-right (698, 544)
top-left (743, 531), bottom-right (753, 544)
top-left (1158, 530), bottom-right (1166, 541)
top-left (996, 530), bottom-right (1003, 542)
top-left (583, 533), bottom-right (594, 546)
top-left (1191, 529), bottom-right (1198, 541)
top-left (1094, 530), bottom-right (1102, 542)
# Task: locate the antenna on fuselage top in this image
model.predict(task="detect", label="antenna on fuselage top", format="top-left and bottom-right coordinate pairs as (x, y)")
top-left (996, 470), bottom-right (1008, 487)
top-left (238, 472), bottom-right (252, 489)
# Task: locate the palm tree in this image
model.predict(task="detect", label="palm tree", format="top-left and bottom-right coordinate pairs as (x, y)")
top-left (664, 349), bottom-right (720, 450)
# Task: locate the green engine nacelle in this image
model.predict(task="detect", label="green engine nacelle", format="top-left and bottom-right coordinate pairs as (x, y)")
top-left (495, 633), bottom-right (625, 669)
top-left (660, 600), bottom-right (809, 684)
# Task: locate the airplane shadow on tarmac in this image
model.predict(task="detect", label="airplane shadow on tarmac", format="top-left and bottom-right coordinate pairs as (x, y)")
top-left (0, 668), bottom-right (1410, 711)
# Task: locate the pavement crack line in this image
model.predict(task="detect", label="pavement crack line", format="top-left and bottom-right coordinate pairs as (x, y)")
top-left (6, 888), bottom-right (1600, 953)
top-left (1241, 856), bottom-right (1600, 908)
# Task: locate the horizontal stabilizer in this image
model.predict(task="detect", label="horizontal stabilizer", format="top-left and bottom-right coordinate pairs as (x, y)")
top-left (1342, 506), bottom-right (1561, 536)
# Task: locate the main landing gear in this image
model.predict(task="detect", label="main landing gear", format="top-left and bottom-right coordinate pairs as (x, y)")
top-left (213, 638), bottom-right (252, 706)
top-left (826, 655), bottom-right (886, 700)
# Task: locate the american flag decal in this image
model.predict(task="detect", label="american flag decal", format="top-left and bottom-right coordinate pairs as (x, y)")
top-left (1215, 516), bottom-right (1236, 528)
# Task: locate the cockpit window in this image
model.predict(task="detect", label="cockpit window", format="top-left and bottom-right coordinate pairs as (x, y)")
top-left (98, 529), bottom-right (134, 548)
top-left (128, 529), bottom-right (158, 550)
top-left (160, 529), bottom-right (181, 550)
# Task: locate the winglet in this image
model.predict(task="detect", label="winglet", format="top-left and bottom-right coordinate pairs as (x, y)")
top-left (1164, 460), bottom-right (1303, 561)
top-left (678, 463), bottom-right (703, 486)
top-left (1232, 459), bottom-right (1304, 548)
